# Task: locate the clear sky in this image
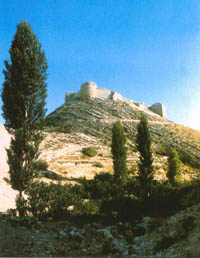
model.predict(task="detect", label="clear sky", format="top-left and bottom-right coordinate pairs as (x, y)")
top-left (1, 0), bottom-right (200, 129)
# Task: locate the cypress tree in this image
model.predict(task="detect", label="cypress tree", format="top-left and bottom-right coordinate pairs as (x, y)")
top-left (167, 148), bottom-right (182, 185)
top-left (111, 121), bottom-right (128, 183)
top-left (1, 21), bottom-right (47, 213)
top-left (136, 115), bottom-right (154, 199)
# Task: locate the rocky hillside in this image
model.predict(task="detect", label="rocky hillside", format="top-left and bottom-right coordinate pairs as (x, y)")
top-left (40, 98), bottom-right (200, 181)
top-left (1, 98), bottom-right (200, 211)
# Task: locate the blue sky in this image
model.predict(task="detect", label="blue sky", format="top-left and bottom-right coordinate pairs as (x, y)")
top-left (1, 0), bottom-right (200, 129)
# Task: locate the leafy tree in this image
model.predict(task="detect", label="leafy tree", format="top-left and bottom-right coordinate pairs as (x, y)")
top-left (167, 148), bottom-right (182, 185)
top-left (111, 121), bottom-right (128, 183)
top-left (1, 21), bottom-right (47, 213)
top-left (136, 115), bottom-right (154, 199)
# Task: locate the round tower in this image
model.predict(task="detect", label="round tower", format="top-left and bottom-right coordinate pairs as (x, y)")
top-left (80, 81), bottom-right (97, 100)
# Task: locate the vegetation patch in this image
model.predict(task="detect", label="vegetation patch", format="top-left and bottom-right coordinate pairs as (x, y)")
top-left (33, 159), bottom-right (49, 171)
top-left (93, 162), bottom-right (104, 168)
top-left (82, 147), bottom-right (97, 157)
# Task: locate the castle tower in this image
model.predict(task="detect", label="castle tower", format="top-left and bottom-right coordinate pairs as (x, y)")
top-left (80, 81), bottom-right (97, 100)
top-left (149, 103), bottom-right (166, 118)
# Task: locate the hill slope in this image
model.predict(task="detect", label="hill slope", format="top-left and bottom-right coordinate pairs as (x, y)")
top-left (41, 99), bottom-right (200, 180)
top-left (1, 98), bottom-right (200, 211)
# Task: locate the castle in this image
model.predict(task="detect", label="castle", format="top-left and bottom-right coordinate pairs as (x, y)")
top-left (65, 81), bottom-right (166, 118)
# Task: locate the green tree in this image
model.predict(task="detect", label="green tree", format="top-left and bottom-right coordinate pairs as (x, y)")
top-left (1, 21), bottom-right (47, 214)
top-left (167, 148), bottom-right (182, 185)
top-left (111, 121), bottom-right (128, 183)
top-left (136, 115), bottom-right (154, 199)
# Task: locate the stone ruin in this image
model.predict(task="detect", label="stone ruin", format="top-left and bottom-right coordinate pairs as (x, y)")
top-left (149, 102), bottom-right (166, 118)
top-left (65, 81), bottom-right (123, 102)
top-left (65, 81), bottom-right (166, 118)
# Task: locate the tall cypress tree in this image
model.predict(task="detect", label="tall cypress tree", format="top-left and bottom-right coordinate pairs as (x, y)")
top-left (167, 148), bottom-right (182, 185)
top-left (1, 21), bottom-right (47, 210)
top-left (136, 115), bottom-right (154, 199)
top-left (111, 121), bottom-right (128, 183)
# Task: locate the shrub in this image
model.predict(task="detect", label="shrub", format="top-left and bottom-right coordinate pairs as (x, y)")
top-left (33, 159), bottom-right (48, 171)
top-left (73, 199), bottom-right (100, 215)
top-left (93, 162), bottom-right (104, 168)
top-left (82, 147), bottom-right (97, 157)
top-left (85, 172), bottom-right (114, 200)
top-left (25, 182), bottom-right (79, 220)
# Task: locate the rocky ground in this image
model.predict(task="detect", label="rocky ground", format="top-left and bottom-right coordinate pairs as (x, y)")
top-left (1, 203), bottom-right (200, 257)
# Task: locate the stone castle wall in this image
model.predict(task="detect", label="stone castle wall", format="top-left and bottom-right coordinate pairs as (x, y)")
top-left (65, 81), bottom-right (166, 117)
top-left (65, 81), bottom-right (123, 102)
top-left (96, 88), bottom-right (111, 99)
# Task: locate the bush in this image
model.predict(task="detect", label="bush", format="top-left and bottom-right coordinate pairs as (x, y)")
top-left (33, 159), bottom-right (48, 171)
top-left (83, 172), bottom-right (114, 200)
top-left (25, 182), bottom-right (80, 220)
top-left (82, 147), bottom-right (97, 157)
top-left (73, 199), bottom-right (100, 215)
top-left (93, 162), bottom-right (104, 168)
